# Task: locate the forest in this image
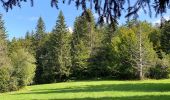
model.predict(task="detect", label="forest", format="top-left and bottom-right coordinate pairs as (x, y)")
top-left (0, 9), bottom-right (170, 93)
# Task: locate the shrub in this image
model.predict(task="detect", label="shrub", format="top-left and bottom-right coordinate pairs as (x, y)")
top-left (0, 66), bottom-right (10, 92)
top-left (149, 55), bottom-right (170, 79)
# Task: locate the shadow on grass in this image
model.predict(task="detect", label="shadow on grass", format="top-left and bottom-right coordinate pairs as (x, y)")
top-left (13, 83), bottom-right (170, 95)
top-left (32, 95), bottom-right (170, 100)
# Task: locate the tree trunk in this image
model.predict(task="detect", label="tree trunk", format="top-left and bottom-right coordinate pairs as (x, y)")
top-left (139, 63), bottom-right (143, 80)
top-left (139, 25), bottom-right (143, 80)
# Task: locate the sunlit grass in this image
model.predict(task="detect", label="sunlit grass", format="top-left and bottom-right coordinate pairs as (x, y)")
top-left (1, 79), bottom-right (170, 100)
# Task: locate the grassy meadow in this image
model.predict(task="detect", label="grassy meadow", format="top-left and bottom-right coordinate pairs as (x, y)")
top-left (1, 79), bottom-right (170, 100)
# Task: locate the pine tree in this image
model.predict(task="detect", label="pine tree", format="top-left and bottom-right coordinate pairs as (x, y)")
top-left (71, 10), bottom-right (96, 79)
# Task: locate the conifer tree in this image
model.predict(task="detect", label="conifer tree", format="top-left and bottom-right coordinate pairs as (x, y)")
top-left (89, 24), bottom-right (117, 78)
top-left (160, 20), bottom-right (170, 54)
top-left (42, 11), bottom-right (71, 82)
top-left (34, 17), bottom-right (46, 42)
top-left (0, 14), bottom-right (11, 92)
top-left (0, 14), bottom-right (9, 67)
top-left (71, 10), bottom-right (96, 78)
top-left (33, 17), bottom-right (46, 84)
top-left (25, 31), bottom-right (30, 39)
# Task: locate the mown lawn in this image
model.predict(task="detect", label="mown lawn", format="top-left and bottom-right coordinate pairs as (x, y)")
top-left (1, 79), bottom-right (170, 100)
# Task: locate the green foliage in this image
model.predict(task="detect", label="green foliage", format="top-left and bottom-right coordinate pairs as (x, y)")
top-left (34, 17), bottom-right (46, 42)
top-left (0, 14), bottom-right (9, 67)
top-left (111, 21), bottom-right (157, 79)
top-left (0, 14), bottom-right (11, 92)
top-left (41, 11), bottom-right (71, 83)
top-left (149, 28), bottom-right (163, 58)
top-left (33, 17), bottom-right (47, 84)
top-left (160, 20), bottom-right (170, 54)
top-left (149, 54), bottom-right (170, 79)
top-left (89, 24), bottom-right (116, 78)
top-left (71, 9), bottom-right (96, 79)
top-left (7, 31), bottom-right (36, 92)
top-left (10, 49), bottom-right (36, 87)
top-left (0, 66), bottom-right (10, 92)
top-left (111, 27), bottom-right (139, 79)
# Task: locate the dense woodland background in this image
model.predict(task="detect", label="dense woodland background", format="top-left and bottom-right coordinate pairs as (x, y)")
top-left (1, 9), bottom-right (170, 93)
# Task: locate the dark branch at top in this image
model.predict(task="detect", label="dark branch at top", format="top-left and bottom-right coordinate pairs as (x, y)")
top-left (1, 0), bottom-right (170, 24)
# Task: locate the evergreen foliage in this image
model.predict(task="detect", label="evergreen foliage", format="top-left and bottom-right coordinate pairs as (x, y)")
top-left (41, 11), bottom-right (71, 83)
top-left (33, 17), bottom-right (47, 84)
top-left (71, 10), bottom-right (96, 79)
top-left (0, 14), bottom-right (11, 92)
top-left (160, 20), bottom-right (170, 54)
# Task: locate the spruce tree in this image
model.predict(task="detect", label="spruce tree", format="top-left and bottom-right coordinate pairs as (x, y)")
top-left (43, 11), bottom-right (71, 82)
top-left (149, 29), bottom-right (163, 59)
top-left (89, 24), bottom-right (117, 78)
top-left (34, 17), bottom-right (46, 43)
top-left (160, 20), bottom-right (170, 54)
top-left (25, 31), bottom-right (30, 39)
top-left (71, 10), bottom-right (96, 79)
top-left (0, 14), bottom-right (11, 92)
top-left (20, 31), bottom-right (34, 53)
top-left (33, 17), bottom-right (46, 84)
top-left (0, 14), bottom-right (9, 67)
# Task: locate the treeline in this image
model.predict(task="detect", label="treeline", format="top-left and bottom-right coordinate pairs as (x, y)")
top-left (1, 10), bottom-right (170, 92)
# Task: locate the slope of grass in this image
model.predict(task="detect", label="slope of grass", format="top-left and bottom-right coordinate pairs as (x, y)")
top-left (1, 79), bottom-right (170, 100)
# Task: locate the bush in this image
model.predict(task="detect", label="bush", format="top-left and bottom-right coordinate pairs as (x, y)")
top-left (8, 76), bottom-right (19, 91)
top-left (149, 55), bottom-right (170, 79)
top-left (0, 66), bottom-right (10, 92)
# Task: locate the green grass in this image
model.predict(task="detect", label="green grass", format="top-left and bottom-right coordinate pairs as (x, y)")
top-left (1, 79), bottom-right (170, 100)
